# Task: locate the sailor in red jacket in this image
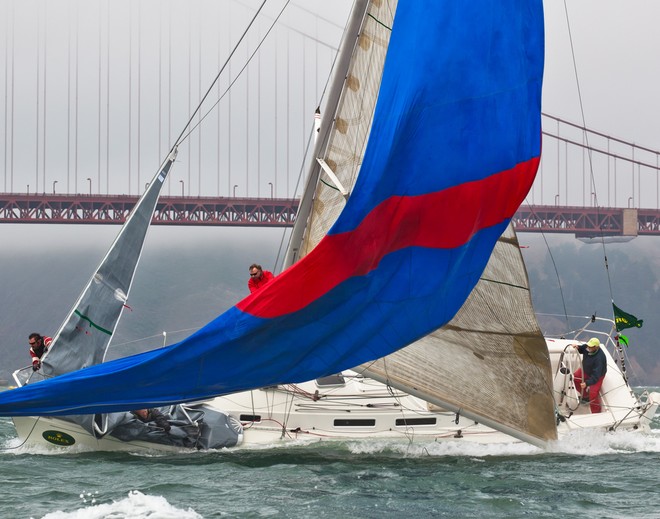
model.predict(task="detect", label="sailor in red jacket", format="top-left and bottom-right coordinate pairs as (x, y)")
top-left (28, 333), bottom-right (53, 371)
top-left (248, 263), bottom-right (274, 293)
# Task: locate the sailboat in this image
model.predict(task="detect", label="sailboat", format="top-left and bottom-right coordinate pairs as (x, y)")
top-left (2, 0), bottom-right (658, 452)
top-left (9, 148), bottom-right (243, 452)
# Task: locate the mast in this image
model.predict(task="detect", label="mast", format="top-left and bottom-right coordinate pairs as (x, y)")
top-left (283, 0), bottom-right (370, 269)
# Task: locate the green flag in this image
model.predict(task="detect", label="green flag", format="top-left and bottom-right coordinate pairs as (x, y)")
top-left (613, 304), bottom-right (643, 332)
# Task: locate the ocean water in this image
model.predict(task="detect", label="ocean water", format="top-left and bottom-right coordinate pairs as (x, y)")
top-left (3, 410), bottom-right (660, 519)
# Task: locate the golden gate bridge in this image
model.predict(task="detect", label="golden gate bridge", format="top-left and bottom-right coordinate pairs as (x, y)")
top-left (2, 1), bottom-right (659, 238)
top-left (2, 193), bottom-right (660, 238)
top-left (2, 115), bottom-right (660, 237)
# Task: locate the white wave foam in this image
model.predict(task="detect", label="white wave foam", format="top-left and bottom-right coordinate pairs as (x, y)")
top-left (345, 438), bottom-right (541, 457)
top-left (37, 490), bottom-right (201, 519)
top-left (3, 438), bottom-right (102, 456)
top-left (546, 428), bottom-right (660, 455)
top-left (340, 429), bottom-right (660, 457)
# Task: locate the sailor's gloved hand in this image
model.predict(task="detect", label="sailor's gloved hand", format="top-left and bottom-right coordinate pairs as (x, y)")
top-left (32, 361), bottom-right (41, 371)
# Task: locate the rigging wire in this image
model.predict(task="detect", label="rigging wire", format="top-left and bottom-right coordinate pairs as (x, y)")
top-left (2, 416), bottom-right (42, 450)
top-left (561, 0), bottom-right (615, 304)
top-left (273, 111), bottom-right (314, 271)
top-left (172, 0), bottom-right (268, 149)
top-left (519, 200), bottom-right (571, 333)
top-left (271, 5), bottom-right (352, 272)
top-left (168, 0), bottom-right (345, 273)
top-left (178, 0), bottom-right (291, 146)
top-left (523, 2), bottom-right (620, 338)
top-left (148, 0), bottom-right (306, 274)
top-left (558, 1), bottom-right (640, 381)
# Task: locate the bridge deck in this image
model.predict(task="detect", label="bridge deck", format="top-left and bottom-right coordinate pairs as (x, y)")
top-left (1, 194), bottom-right (659, 236)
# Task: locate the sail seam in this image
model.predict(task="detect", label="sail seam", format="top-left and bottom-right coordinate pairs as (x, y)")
top-left (73, 309), bottom-right (113, 336)
top-left (478, 277), bottom-right (529, 291)
top-left (441, 325), bottom-right (543, 339)
top-left (367, 13), bottom-right (392, 31)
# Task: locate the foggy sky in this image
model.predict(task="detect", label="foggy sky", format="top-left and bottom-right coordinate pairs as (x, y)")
top-left (1, 1), bottom-right (659, 208)
top-left (0, 0), bottom-right (352, 198)
top-left (543, 0), bottom-right (660, 148)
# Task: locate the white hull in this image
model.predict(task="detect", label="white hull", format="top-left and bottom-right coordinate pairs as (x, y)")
top-left (12, 337), bottom-right (659, 452)
top-left (12, 405), bottom-right (244, 453)
top-left (204, 337), bottom-right (660, 448)
top-left (12, 415), bottom-right (186, 453)
top-left (204, 375), bottom-right (513, 446)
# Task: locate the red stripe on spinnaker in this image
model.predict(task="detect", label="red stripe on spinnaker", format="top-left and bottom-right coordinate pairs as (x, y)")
top-left (238, 157), bottom-right (539, 319)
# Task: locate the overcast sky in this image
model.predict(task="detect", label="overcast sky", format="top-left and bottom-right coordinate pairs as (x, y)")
top-left (0, 0), bottom-right (352, 198)
top-left (1, 0), bottom-right (658, 206)
top-left (543, 0), bottom-right (660, 148)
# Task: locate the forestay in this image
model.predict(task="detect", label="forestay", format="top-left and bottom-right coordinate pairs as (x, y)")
top-left (0, 1), bottom-right (545, 427)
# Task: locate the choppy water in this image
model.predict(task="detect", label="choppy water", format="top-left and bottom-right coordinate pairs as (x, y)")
top-left (3, 410), bottom-right (660, 519)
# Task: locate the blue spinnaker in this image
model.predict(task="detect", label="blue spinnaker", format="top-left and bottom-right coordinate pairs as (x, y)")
top-left (0, 0), bottom-right (544, 416)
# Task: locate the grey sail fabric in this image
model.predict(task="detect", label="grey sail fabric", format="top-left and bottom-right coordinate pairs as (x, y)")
top-left (36, 149), bottom-right (178, 379)
top-left (53, 405), bottom-right (242, 449)
top-left (19, 146), bottom-right (242, 449)
top-left (358, 224), bottom-right (557, 445)
top-left (117, 405), bottom-right (242, 450)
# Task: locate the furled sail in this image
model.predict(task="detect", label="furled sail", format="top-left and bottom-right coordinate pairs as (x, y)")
top-left (0, 0), bottom-right (545, 435)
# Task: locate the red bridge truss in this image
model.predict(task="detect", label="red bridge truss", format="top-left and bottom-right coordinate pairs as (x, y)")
top-left (1, 194), bottom-right (660, 237)
top-left (0, 194), bottom-right (298, 227)
top-left (512, 205), bottom-right (660, 238)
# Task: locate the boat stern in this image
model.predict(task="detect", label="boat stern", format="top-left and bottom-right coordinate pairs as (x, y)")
top-left (640, 391), bottom-right (660, 424)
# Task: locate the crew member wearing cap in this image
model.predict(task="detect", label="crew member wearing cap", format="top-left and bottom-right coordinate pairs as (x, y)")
top-left (572, 337), bottom-right (608, 413)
